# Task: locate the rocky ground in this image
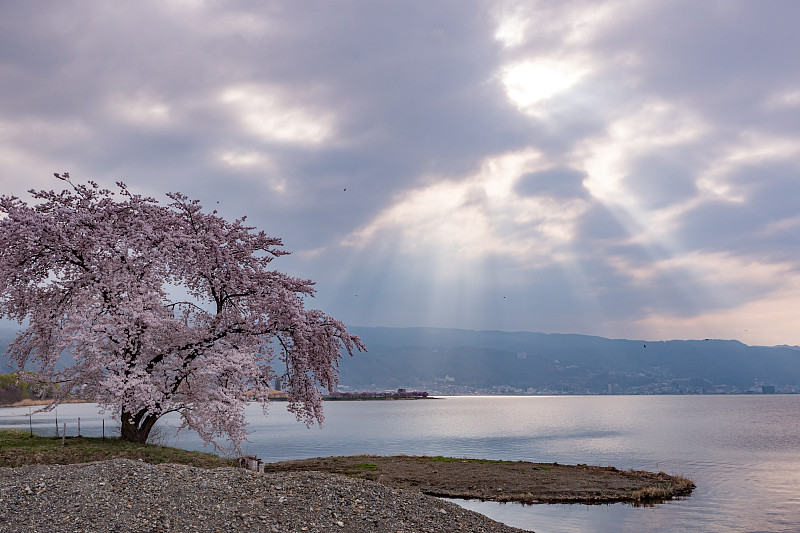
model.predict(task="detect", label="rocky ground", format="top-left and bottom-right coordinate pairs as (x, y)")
top-left (0, 459), bottom-right (530, 533)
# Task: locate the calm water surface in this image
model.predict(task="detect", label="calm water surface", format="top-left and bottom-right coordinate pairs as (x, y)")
top-left (2, 395), bottom-right (799, 532)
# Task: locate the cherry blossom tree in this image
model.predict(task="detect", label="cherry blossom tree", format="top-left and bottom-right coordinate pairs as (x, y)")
top-left (0, 175), bottom-right (364, 448)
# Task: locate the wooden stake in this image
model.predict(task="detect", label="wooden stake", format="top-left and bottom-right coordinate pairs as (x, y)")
top-left (62, 422), bottom-right (66, 446)
top-left (102, 419), bottom-right (105, 439)
top-left (78, 417), bottom-right (81, 437)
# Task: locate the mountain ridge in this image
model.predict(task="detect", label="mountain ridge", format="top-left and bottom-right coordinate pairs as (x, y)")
top-left (339, 327), bottom-right (800, 394)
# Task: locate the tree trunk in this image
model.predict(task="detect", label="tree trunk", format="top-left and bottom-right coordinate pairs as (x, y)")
top-left (120, 409), bottom-right (160, 443)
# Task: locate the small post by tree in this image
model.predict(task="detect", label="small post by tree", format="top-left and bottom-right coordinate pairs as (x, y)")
top-left (0, 175), bottom-right (364, 450)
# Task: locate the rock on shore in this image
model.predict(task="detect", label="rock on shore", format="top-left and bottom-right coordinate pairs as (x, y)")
top-left (0, 459), bottom-right (530, 533)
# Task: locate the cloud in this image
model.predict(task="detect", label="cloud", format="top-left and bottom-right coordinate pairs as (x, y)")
top-left (515, 167), bottom-right (587, 199)
top-left (220, 84), bottom-right (336, 145)
top-left (620, 267), bottom-right (800, 347)
top-left (2, 1), bottom-right (800, 344)
top-left (501, 58), bottom-right (591, 114)
top-left (344, 149), bottom-right (592, 265)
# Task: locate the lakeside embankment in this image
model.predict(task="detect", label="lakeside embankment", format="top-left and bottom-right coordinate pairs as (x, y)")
top-left (0, 430), bottom-right (693, 506)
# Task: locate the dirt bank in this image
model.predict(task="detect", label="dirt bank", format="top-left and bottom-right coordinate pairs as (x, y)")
top-left (261, 455), bottom-right (694, 505)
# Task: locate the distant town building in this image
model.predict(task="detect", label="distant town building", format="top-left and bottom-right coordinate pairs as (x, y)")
top-left (762, 385), bottom-right (776, 394)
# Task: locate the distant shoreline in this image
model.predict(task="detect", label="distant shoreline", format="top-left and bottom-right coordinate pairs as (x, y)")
top-left (269, 389), bottom-right (432, 401)
top-left (4, 391), bottom-right (800, 409)
top-left (0, 398), bottom-right (86, 408)
top-left (322, 396), bottom-right (436, 401)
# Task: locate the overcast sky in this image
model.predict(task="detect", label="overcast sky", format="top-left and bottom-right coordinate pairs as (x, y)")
top-left (2, 1), bottom-right (799, 345)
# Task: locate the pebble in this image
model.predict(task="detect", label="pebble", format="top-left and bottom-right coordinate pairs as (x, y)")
top-left (0, 459), bottom-right (529, 532)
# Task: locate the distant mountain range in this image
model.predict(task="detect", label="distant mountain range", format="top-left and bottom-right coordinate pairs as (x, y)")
top-left (3, 327), bottom-right (800, 394)
top-left (338, 327), bottom-right (800, 394)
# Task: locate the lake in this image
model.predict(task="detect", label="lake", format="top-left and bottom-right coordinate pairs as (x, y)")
top-left (2, 395), bottom-right (799, 532)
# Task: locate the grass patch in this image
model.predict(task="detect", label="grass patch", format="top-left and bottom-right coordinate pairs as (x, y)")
top-left (348, 462), bottom-right (378, 472)
top-left (630, 476), bottom-right (696, 503)
top-left (426, 456), bottom-right (507, 464)
top-left (0, 429), bottom-right (236, 469)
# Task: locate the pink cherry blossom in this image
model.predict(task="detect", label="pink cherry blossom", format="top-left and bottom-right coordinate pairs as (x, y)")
top-left (0, 174), bottom-right (364, 451)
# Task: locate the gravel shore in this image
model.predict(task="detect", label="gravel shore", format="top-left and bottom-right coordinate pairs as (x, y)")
top-left (0, 459), bottom-right (531, 533)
